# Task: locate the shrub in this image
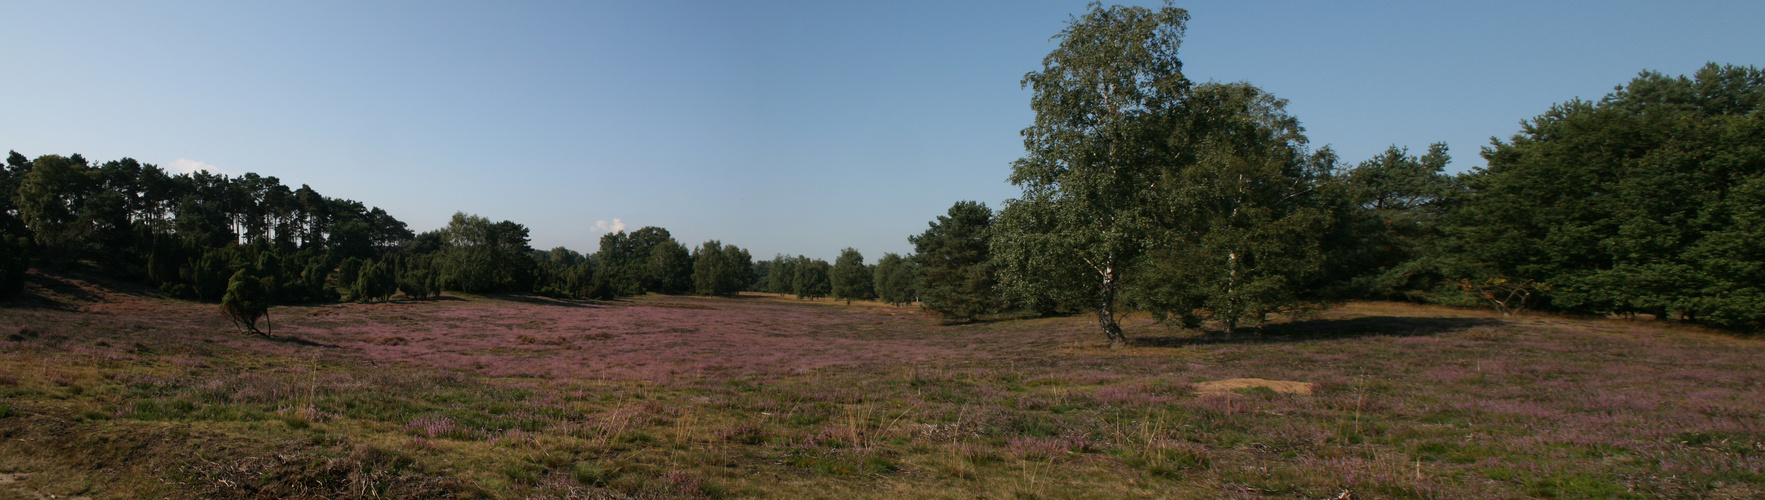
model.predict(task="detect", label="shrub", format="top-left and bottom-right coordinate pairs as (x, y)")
top-left (219, 270), bottom-right (273, 336)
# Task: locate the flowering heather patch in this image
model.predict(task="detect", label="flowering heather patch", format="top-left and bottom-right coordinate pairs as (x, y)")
top-left (1092, 383), bottom-right (1179, 407)
top-left (274, 296), bottom-right (1022, 382)
top-left (3, 273), bottom-right (1765, 498)
top-left (406, 415), bottom-right (464, 439)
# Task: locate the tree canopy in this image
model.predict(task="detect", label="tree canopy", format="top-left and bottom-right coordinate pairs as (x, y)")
top-left (1125, 82), bottom-right (1342, 333)
top-left (1445, 63), bottom-right (1765, 327)
top-left (914, 201), bottom-right (1002, 320)
top-left (830, 248), bottom-right (874, 305)
top-left (873, 252), bottom-right (918, 307)
top-left (691, 240), bottom-right (752, 296)
top-left (996, 3), bottom-right (1348, 344)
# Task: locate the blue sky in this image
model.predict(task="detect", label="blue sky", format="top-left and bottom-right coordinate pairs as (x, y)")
top-left (3, 1), bottom-right (1760, 261)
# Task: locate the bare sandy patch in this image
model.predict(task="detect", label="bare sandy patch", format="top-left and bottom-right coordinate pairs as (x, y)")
top-left (1195, 378), bottom-right (1314, 395)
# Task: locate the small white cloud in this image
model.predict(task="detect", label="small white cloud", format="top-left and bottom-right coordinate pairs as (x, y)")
top-left (593, 219), bottom-right (626, 233)
top-left (167, 158), bottom-right (231, 176)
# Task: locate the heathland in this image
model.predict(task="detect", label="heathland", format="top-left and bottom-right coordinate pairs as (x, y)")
top-left (1, 271), bottom-right (1760, 499)
top-left (2, 4), bottom-right (1763, 499)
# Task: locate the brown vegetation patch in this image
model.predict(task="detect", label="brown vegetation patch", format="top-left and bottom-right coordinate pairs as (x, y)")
top-left (1194, 378), bottom-right (1314, 395)
top-left (0, 414), bottom-right (467, 500)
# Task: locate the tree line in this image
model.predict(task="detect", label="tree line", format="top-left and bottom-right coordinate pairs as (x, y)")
top-left (894, 3), bottom-right (1765, 345)
top-left (4, 3), bottom-right (1758, 341)
top-left (0, 155), bottom-right (920, 332)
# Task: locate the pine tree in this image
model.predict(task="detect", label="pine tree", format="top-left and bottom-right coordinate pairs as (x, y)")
top-left (1446, 63), bottom-right (1765, 326)
top-left (913, 201), bottom-right (1001, 320)
top-left (830, 248), bottom-right (873, 305)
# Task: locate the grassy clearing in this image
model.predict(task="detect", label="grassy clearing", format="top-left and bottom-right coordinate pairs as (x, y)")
top-left (1, 272), bottom-right (1762, 499)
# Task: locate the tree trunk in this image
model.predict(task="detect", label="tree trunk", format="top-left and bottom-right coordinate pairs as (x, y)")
top-left (1097, 260), bottom-right (1127, 349)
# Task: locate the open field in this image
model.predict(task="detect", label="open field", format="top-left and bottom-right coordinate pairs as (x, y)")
top-left (1, 272), bottom-right (1762, 499)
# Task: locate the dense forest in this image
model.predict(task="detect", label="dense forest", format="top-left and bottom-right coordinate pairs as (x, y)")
top-left (2, 7), bottom-right (1759, 341)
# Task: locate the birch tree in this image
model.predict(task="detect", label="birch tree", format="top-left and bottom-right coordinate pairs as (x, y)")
top-left (997, 3), bottom-right (1341, 344)
top-left (1129, 82), bottom-right (1339, 333)
top-left (993, 2), bottom-right (1190, 348)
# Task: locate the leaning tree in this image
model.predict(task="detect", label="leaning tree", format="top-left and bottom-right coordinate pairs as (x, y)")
top-left (220, 269), bottom-right (274, 336)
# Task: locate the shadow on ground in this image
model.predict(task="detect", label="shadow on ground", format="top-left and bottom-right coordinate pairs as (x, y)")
top-left (485, 294), bottom-right (606, 308)
top-left (398, 295), bottom-right (468, 303)
top-left (260, 334), bottom-right (342, 348)
top-left (3, 271), bottom-right (116, 311)
top-left (1133, 316), bottom-right (1504, 347)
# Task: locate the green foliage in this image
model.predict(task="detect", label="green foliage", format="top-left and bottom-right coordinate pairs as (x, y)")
top-left (537, 246), bottom-right (584, 267)
top-left (1445, 63), bottom-right (1765, 327)
top-left (596, 227), bottom-right (690, 296)
top-left (720, 243), bottom-right (754, 293)
top-left (993, 3), bottom-right (1190, 344)
top-left (338, 257), bottom-right (365, 297)
top-left (647, 238), bottom-right (693, 294)
top-left (764, 254), bottom-right (799, 295)
top-left (0, 235), bottom-right (29, 297)
top-left (691, 240), bottom-right (752, 296)
top-left (352, 259), bottom-right (397, 302)
top-left (793, 257), bottom-right (831, 300)
top-left (289, 255), bottom-right (339, 303)
top-left (830, 248), bottom-right (873, 304)
top-left (254, 251), bottom-right (282, 301)
top-left (1335, 143), bottom-right (1461, 300)
top-left (398, 267), bottom-right (435, 299)
top-left (0, 148), bottom-right (407, 304)
top-left (749, 259), bottom-right (772, 292)
top-left (529, 245), bottom-right (618, 301)
top-left (436, 212), bottom-right (537, 294)
top-left (0, 152), bottom-right (33, 237)
top-left (189, 246), bottom-right (244, 302)
top-left (1126, 82), bottom-right (1342, 333)
top-left (691, 240), bottom-right (728, 295)
top-left (220, 269), bottom-right (272, 335)
top-left (914, 201), bottom-right (1002, 320)
top-left (998, 4), bottom-right (1342, 339)
top-left (15, 154), bottom-right (97, 251)
top-left (872, 252), bottom-right (918, 306)
top-left (401, 230), bottom-right (447, 256)
top-left (327, 219), bottom-right (375, 262)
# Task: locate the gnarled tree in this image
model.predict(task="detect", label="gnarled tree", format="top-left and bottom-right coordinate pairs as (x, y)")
top-left (220, 269), bottom-right (273, 336)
